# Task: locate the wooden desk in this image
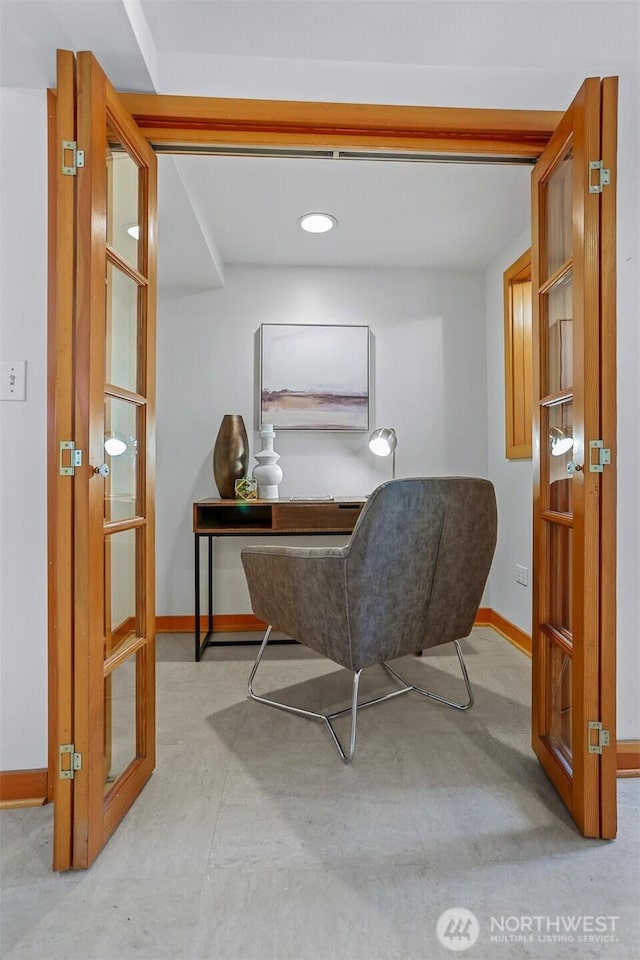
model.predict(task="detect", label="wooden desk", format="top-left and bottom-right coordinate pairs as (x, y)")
top-left (193, 497), bottom-right (366, 660)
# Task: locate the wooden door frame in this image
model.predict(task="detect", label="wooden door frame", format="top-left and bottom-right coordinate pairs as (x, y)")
top-left (503, 248), bottom-right (533, 460)
top-left (117, 95), bottom-right (562, 158)
top-left (47, 52), bottom-right (77, 868)
top-left (48, 86), bottom-right (617, 845)
top-left (599, 77), bottom-right (618, 837)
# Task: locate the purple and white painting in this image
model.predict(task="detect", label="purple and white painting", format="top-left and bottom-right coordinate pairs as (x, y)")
top-left (260, 324), bottom-right (369, 430)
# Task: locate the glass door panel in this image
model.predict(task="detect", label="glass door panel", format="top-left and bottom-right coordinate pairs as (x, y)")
top-left (547, 523), bottom-right (573, 635)
top-left (547, 400), bottom-right (574, 513)
top-left (103, 653), bottom-right (138, 796)
top-left (545, 147), bottom-right (573, 278)
top-left (545, 638), bottom-right (573, 762)
top-left (104, 397), bottom-right (139, 522)
top-left (546, 273), bottom-right (573, 394)
top-left (536, 130), bottom-right (577, 805)
top-left (106, 139), bottom-right (140, 270)
top-left (104, 528), bottom-right (138, 657)
top-left (106, 263), bottom-right (139, 392)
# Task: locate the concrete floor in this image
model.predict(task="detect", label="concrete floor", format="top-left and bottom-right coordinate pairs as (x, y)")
top-left (1, 628), bottom-right (639, 960)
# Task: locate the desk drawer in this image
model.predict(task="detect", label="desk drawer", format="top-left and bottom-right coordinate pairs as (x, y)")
top-left (272, 502), bottom-right (363, 533)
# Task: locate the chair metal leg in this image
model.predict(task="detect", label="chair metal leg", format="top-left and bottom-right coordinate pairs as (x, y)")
top-left (383, 639), bottom-right (474, 711)
top-left (247, 625), bottom-right (365, 763)
top-left (247, 628), bottom-right (473, 763)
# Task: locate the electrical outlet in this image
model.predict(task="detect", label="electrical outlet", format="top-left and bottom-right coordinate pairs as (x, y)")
top-left (515, 564), bottom-right (528, 586)
top-left (0, 360), bottom-right (27, 401)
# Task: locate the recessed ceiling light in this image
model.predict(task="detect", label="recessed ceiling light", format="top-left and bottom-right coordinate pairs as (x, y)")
top-left (127, 224), bottom-right (140, 240)
top-left (298, 213), bottom-right (337, 234)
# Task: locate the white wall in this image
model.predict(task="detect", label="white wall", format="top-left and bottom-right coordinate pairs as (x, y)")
top-left (156, 265), bottom-right (488, 616)
top-left (0, 89), bottom-right (48, 769)
top-left (485, 228), bottom-right (533, 634)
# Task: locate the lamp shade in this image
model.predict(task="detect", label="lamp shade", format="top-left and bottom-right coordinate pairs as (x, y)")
top-left (369, 427), bottom-right (397, 457)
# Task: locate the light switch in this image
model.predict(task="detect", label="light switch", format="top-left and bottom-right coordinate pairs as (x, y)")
top-left (0, 360), bottom-right (27, 401)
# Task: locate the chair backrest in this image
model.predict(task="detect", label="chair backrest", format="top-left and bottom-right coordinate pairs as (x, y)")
top-left (344, 477), bottom-right (497, 668)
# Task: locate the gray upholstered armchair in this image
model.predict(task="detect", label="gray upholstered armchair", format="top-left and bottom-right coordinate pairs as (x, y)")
top-left (241, 477), bottom-right (497, 763)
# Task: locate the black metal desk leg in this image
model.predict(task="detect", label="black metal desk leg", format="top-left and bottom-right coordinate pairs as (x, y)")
top-left (194, 534), bottom-right (216, 660)
top-left (194, 533), bottom-right (201, 661)
top-left (208, 535), bottom-right (214, 636)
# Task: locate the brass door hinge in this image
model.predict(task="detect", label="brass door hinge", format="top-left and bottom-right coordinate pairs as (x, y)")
top-left (59, 743), bottom-right (82, 780)
top-left (588, 160), bottom-right (610, 194)
top-left (61, 140), bottom-right (84, 176)
top-left (589, 440), bottom-right (611, 473)
top-left (59, 440), bottom-right (82, 476)
top-left (588, 721), bottom-right (610, 755)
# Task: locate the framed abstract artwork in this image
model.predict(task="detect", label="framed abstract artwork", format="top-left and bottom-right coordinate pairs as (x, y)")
top-left (260, 324), bottom-right (369, 430)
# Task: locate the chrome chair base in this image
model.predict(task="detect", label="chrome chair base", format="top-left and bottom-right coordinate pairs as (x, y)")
top-left (247, 626), bottom-right (474, 763)
top-left (383, 639), bottom-right (474, 712)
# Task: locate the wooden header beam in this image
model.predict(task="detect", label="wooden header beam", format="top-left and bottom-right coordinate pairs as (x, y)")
top-left (119, 93), bottom-right (562, 158)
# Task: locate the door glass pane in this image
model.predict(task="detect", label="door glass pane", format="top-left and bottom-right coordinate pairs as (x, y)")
top-left (546, 273), bottom-right (573, 395)
top-left (104, 652), bottom-right (137, 795)
top-left (106, 136), bottom-right (140, 269)
top-left (106, 263), bottom-right (139, 392)
top-left (105, 528), bottom-right (137, 658)
top-left (545, 146), bottom-right (572, 277)
top-left (547, 522), bottom-right (573, 635)
top-left (546, 639), bottom-right (572, 761)
top-left (104, 398), bottom-right (139, 522)
top-left (548, 400), bottom-right (574, 514)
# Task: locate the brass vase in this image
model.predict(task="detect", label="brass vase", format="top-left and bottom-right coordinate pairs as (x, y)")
top-left (213, 415), bottom-right (249, 499)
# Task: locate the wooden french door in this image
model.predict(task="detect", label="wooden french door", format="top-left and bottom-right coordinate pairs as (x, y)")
top-left (52, 50), bottom-right (157, 869)
top-left (531, 78), bottom-right (617, 838)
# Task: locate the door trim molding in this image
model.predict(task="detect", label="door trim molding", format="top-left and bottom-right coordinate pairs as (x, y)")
top-left (156, 613), bottom-right (267, 634)
top-left (480, 609), bottom-right (533, 657)
top-left (119, 94), bottom-right (562, 158)
top-left (156, 609), bottom-right (496, 636)
top-left (0, 769), bottom-right (48, 809)
top-left (617, 742), bottom-right (640, 778)
top-left (503, 249), bottom-right (533, 459)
